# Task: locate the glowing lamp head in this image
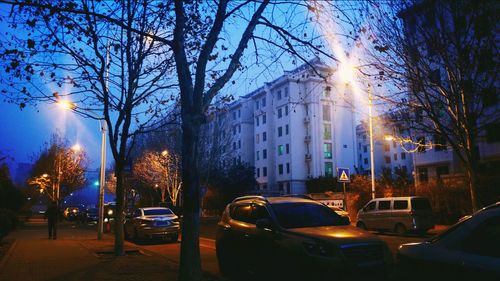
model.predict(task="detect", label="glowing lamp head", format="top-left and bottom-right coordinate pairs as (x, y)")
top-left (384, 135), bottom-right (395, 141)
top-left (57, 100), bottom-right (77, 110)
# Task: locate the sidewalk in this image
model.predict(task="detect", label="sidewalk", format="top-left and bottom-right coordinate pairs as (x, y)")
top-left (0, 218), bottom-right (219, 281)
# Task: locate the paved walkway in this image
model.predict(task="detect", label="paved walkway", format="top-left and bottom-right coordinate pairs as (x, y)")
top-left (0, 218), bottom-right (218, 281)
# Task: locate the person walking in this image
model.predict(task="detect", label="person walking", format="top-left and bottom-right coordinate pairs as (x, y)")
top-left (45, 201), bottom-right (59, 239)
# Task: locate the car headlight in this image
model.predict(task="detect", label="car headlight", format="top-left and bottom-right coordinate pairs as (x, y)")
top-left (303, 241), bottom-right (331, 257)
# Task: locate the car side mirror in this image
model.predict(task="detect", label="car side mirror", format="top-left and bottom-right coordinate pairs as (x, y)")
top-left (256, 218), bottom-right (273, 230)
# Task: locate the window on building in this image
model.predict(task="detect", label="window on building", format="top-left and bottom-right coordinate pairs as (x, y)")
top-left (486, 123), bottom-right (500, 143)
top-left (278, 145), bottom-right (284, 156)
top-left (401, 165), bottom-right (408, 174)
top-left (324, 143), bottom-right (332, 159)
top-left (232, 111), bottom-right (236, 120)
top-left (419, 168), bottom-right (428, 182)
top-left (256, 168), bottom-right (260, 178)
top-left (286, 124), bottom-right (289, 135)
top-left (284, 87), bottom-right (289, 97)
top-left (262, 114), bottom-right (267, 124)
top-left (322, 104), bottom-right (331, 121)
top-left (263, 167), bottom-right (267, 177)
top-left (263, 149), bottom-right (267, 159)
top-left (278, 182), bottom-right (284, 191)
top-left (363, 134), bottom-right (367, 141)
top-left (278, 164), bottom-right (284, 175)
top-left (385, 156), bottom-right (391, 164)
top-left (278, 126), bottom-right (283, 137)
top-left (238, 140), bottom-right (241, 149)
top-left (263, 132), bottom-right (267, 141)
top-left (323, 125), bottom-right (331, 140)
top-left (393, 140), bottom-right (397, 148)
top-left (286, 163), bottom-right (290, 174)
top-left (255, 100), bottom-right (259, 109)
top-left (436, 165), bottom-right (449, 178)
top-left (363, 145), bottom-right (368, 153)
top-left (401, 152), bottom-right (406, 160)
top-left (256, 151), bottom-right (260, 160)
top-left (384, 143), bottom-right (390, 152)
top-left (256, 134), bottom-right (260, 144)
top-left (286, 143), bottom-right (290, 154)
top-left (238, 124), bottom-right (241, 133)
top-left (278, 108), bottom-right (282, 118)
top-left (364, 158), bottom-right (368, 165)
top-left (233, 142), bottom-right (236, 150)
top-left (262, 97), bottom-right (266, 107)
top-left (277, 90), bottom-right (282, 100)
top-left (238, 109), bottom-right (241, 118)
top-left (325, 162), bottom-right (333, 177)
top-left (255, 117), bottom-right (259, 126)
top-left (285, 106), bottom-right (289, 116)
top-left (394, 153), bottom-right (398, 161)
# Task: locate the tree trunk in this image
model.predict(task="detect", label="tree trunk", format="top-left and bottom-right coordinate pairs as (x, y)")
top-left (178, 118), bottom-right (202, 281)
top-left (114, 162), bottom-right (126, 256)
top-left (466, 162), bottom-right (480, 213)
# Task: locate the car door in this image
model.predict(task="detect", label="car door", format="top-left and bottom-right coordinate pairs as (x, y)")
top-left (246, 203), bottom-right (278, 275)
top-left (375, 200), bottom-right (392, 230)
top-left (361, 201), bottom-right (377, 229)
top-left (228, 203), bottom-right (254, 272)
top-left (459, 216), bottom-right (500, 279)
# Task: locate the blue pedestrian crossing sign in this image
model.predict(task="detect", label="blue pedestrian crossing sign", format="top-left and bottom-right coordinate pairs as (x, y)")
top-left (337, 168), bottom-right (350, 183)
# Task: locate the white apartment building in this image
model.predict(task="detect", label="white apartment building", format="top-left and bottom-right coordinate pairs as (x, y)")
top-left (209, 58), bottom-right (358, 194)
top-left (356, 114), bottom-right (414, 179)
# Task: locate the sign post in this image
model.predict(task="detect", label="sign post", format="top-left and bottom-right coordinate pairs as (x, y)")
top-left (337, 168), bottom-right (350, 211)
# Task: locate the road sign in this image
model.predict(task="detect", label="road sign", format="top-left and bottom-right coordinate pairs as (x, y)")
top-left (337, 168), bottom-right (350, 183)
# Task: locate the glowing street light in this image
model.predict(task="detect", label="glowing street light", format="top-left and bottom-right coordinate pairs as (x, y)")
top-left (71, 144), bottom-right (82, 152)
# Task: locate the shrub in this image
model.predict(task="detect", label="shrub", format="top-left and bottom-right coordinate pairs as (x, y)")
top-left (0, 212), bottom-right (13, 240)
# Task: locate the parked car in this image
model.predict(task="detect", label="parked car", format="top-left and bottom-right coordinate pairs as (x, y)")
top-left (82, 208), bottom-right (98, 224)
top-left (397, 202), bottom-right (500, 280)
top-left (63, 207), bottom-right (80, 221)
top-left (124, 207), bottom-right (179, 241)
top-left (216, 195), bottom-right (392, 280)
top-left (356, 196), bottom-right (434, 235)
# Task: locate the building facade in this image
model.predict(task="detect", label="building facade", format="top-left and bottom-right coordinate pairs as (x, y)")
top-left (207, 59), bottom-right (358, 194)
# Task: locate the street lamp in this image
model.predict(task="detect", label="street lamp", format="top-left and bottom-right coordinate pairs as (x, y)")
top-left (56, 100), bottom-right (107, 240)
top-left (339, 62), bottom-right (376, 199)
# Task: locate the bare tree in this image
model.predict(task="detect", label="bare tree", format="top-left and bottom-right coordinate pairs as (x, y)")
top-left (29, 133), bottom-right (88, 203)
top-left (354, 0), bottom-right (499, 211)
top-left (133, 150), bottom-right (181, 206)
top-left (0, 0), bottom-right (177, 255)
top-left (0, 1), bottom-right (357, 280)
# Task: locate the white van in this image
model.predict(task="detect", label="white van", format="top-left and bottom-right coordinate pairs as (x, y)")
top-left (356, 196), bottom-right (434, 235)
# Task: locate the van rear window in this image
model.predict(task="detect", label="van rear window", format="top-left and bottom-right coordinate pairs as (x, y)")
top-left (411, 198), bottom-right (432, 210)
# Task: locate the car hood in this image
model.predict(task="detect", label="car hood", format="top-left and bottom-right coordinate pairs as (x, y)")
top-left (286, 225), bottom-right (382, 244)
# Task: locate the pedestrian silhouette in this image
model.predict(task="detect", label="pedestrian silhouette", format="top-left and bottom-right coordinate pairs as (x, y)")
top-left (45, 201), bottom-right (59, 239)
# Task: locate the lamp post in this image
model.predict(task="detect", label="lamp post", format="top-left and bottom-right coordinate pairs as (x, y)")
top-left (339, 62), bottom-right (376, 199)
top-left (57, 100), bottom-right (107, 240)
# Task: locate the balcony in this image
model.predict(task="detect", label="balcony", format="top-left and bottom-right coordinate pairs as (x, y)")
top-left (303, 116), bottom-right (310, 123)
top-left (304, 135), bottom-right (312, 142)
top-left (305, 153), bottom-right (312, 161)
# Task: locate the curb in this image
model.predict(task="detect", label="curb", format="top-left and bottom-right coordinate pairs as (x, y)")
top-left (0, 239), bottom-right (17, 272)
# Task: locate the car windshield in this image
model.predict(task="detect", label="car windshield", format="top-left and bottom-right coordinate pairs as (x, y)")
top-left (271, 202), bottom-right (343, 229)
top-left (86, 209), bottom-right (98, 214)
top-left (428, 215), bottom-right (472, 243)
top-left (143, 208), bottom-right (174, 216)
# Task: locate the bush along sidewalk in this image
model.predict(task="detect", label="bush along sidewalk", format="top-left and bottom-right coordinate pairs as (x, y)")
top-left (0, 209), bottom-right (19, 243)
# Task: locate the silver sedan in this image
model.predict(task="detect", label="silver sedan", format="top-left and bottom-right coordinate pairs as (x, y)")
top-left (125, 207), bottom-right (180, 242)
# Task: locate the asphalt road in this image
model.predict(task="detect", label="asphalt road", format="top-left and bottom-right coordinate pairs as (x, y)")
top-left (124, 218), bottom-right (430, 279)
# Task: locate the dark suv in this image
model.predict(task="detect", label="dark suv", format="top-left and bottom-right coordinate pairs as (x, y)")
top-left (216, 196), bottom-right (392, 281)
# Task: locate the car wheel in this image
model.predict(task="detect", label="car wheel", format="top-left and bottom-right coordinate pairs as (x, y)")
top-left (356, 221), bottom-right (367, 230)
top-left (395, 224), bottom-right (406, 236)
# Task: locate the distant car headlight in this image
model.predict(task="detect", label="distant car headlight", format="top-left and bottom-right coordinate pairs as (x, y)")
top-left (104, 218), bottom-right (109, 223)
top-left (303, 241), bottom-right (332, 257)
top-left (107, 210), bottom-right (113, 216)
